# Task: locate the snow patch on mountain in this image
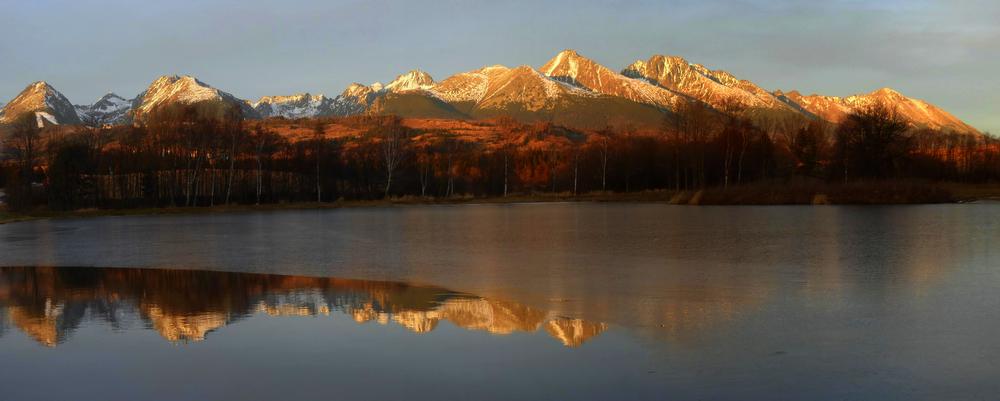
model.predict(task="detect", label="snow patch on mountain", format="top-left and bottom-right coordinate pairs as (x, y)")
top-left (474, 65), bottom-right (598, 112)
top-left (35, 112), bottom-right (57, 127)
top-left (431, 65), bottom-right (509, 103)
top-left (76, 93), bottom-right (133, 126)
top-left (254, 93), bottom-right (331, 119)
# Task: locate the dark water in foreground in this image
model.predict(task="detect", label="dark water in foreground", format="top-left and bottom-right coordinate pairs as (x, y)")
top-left (1, 203), bottom-right (999, 400)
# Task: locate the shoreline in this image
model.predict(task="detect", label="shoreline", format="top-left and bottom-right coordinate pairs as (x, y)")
top-left (3, 183), bottom-right (999, 225)
top-left (0, 192), bottom-right (669, 225)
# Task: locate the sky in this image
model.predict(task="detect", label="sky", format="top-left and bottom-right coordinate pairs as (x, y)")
top-left (1, 0), bottom-right (997, 133)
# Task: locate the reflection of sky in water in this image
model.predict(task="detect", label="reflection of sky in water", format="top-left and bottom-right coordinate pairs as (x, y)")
top-left (1, 203), bottom-right (999, 400)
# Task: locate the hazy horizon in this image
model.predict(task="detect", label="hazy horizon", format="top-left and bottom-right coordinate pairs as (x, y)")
top-left (1, 0), bottom-right (997, 133)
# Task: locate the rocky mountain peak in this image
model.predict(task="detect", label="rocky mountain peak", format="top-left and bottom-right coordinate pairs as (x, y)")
top-left (254, 93), bottom-right (325, 106)
top-left (541, 49), bottom-right (601, 82)
top-left (384, 70), bottom-right (435, 92)
top-left (131, 74), bottom-right (255, 120)
top-left (252, 92), bottom-right (340, 119)
top-left (774, 89), bottom-right (804, 98)
top-left (91, 92), bottom-right (129, 107)
top-left (341, 83), bottom-right (375, 99)
top-left (869, 87), bottom-right (905, 100)
top-left (0, 80), bottom-right (80, 126)
top-left (75, 92), bottom-right (133, 126)
top-left (29, 81), bottom-right (53, 91)
top-left (479, 65), bottom-right (511, 74)
top-left (540, 50), bottom-right (688, 110)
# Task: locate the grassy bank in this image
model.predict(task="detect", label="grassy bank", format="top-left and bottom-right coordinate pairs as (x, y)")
top-left (2, 182), bottom-right (998, 225)
top-left (942, 183), bottom-right (1000, 202)
top-left (0, 210), bottom-right (34, 225)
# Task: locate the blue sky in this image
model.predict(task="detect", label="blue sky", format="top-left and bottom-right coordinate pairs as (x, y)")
top-left (1, 0), bottom-right (997, 133)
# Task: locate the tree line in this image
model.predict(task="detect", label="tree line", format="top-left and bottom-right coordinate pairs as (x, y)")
top-left (1, 101), bottom-right (997, 211)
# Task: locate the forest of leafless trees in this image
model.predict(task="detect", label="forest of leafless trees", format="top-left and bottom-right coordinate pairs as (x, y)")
top-left (1, 101), bottom-right (997, 211)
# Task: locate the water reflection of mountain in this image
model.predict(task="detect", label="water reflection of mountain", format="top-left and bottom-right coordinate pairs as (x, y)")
top-left (0, 267), bottom-right (605, 348)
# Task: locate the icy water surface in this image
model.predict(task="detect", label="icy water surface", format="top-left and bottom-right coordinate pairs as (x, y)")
top-left (1, 203), bottom-right (998, 400)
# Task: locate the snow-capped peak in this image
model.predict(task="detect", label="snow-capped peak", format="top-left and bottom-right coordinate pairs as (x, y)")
top-left (538, 49), bottom-right (689, 110)
top-left (341, 83), bottom-right (375, 99)
top-left (384, 70), bottom-right (435, 92)
top-left (542, 49), bottom-right (587, 78)
top-left (140, 75), bottom-right (221, 107)
top-left (428, 65), bottom-right (513, 103)
top-left (253, 93), bottom-right (326, 108)
top-left (870, 87), bottom-right (904, 99)
top-left (75, 92), bottom-right (133, 127)
top-left (252, 93), bottom-right (338, 119)
top-left (480, 65), bottom-right (510, 74)
top-left (92, 93), bottom-right (130, 110)
top-left (0, 80), bottom-right (81, 125)
top-left (130, 74), bottom-right (256, 121)
top-left (30, 81), bottom-right (51, 90)
top-left (622, 54), bottom-right (792, 111)
top-left (137, 75), bottom-right (225, 113)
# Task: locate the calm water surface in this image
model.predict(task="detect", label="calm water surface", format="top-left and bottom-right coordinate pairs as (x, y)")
top-left (1, 203), bottom-right (998, 400)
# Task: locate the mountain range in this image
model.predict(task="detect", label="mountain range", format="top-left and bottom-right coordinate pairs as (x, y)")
top-left (0, 50), bottom-right (981, 135)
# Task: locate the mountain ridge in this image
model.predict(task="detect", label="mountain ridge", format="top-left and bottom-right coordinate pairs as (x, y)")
top-left (0, 51), bottom-right (981, 135)
top-left (774, 87), bottom-right (978, 133)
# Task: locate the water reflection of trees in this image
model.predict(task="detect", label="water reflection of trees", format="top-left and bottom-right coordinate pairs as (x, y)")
top-left (0, 267), bottom-right (605, 348)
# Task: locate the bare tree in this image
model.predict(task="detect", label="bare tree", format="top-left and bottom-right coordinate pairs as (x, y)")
top-left (717, 100), bottom-right (747, 189)
top-left (495, 117), bottom-right (521, 197)
top-left (312, 120), bottom-right (326, 202)
top-left (444, 138), bottom-right (456, 197)
top-left (250, 123), bottom-right (281, 204)
top-left (414, 141), bottom-right (434, 197)
top-left (374, 117), bottom-right (410, 198)
top-left (835, 100), bottom-right (910, 180)
top-left (790, 120), bottom-right (828, 177)
top-left (674, 101), bottom-right (717, 189)
top-left (501, 142), bottom-right (513, 197)
top-left (594, 128), bottom-right (612, 192)
top-left (4, 113), bottom-right (41, 209)
top-left (571, 141), bottom-right (582, 195)
top-left (223, 107), bottom-right (245, 205)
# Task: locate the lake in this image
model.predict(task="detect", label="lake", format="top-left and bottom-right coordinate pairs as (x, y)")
top-left (1, 203), bottom-right (999, 400)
